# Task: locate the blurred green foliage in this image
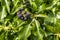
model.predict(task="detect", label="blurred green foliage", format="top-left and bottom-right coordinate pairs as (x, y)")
top-left (0, 0), bottom-right (60, 40)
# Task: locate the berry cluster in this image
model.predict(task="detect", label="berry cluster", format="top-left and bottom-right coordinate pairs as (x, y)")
top-left (16, 0), bottom-right (31, 21)
top-left (17, 8), bottom-right (30, 21)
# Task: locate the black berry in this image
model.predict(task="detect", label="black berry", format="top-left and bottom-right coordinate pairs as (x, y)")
top-left (17, 13), bottom-right (23, 17)
top-left (20, 16), bottom-right (24, 20)
top-left (20, 16), bottom-right (27, 21)
top-left (26, 14), bottom-right (30, 18)
top-left (23, 17), bottom-right (27, 21)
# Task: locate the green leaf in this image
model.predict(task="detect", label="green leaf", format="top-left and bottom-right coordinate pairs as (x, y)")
top-left (35, 19), bottom-right (43, 40)
top-left (5, 0), bottom-right (10, 13)
top-left (34, 14), bottom-right (48, 18)
top-left (1, 6), bottom-right (6, 22)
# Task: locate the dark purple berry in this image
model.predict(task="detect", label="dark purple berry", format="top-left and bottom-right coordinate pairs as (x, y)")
top-left (26, 14), bottom-right (30, 18)
top-left (17, 14), bottom-right (20, 17)
top-left (20, 16), bottom-right (24, 20)
top-left (20, 17), bottom-right (27, 21)
top-left (17, 13), bottom-right (23, 17)
top-left (23, 17), bottom-right (27, 21)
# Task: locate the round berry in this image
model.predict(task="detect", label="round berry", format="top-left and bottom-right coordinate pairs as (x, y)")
top-left (26, 14), bottom-right (30, 18)
top-left (20, 16), bottom-right (24, 20)
top-left (23, 17), bottom-right (27, 21)
top-left (17, 13), bottom-right (23, 17)
top-left (20, 16), bottom-right (27, 21)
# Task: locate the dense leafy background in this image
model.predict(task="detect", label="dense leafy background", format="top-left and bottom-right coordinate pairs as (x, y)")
top-left (0, 0), bottom-right (60, 40)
